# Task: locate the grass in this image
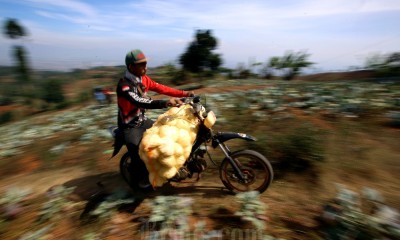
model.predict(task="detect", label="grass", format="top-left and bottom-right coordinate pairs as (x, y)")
top-left (0, 75), bottom-right (399, 239)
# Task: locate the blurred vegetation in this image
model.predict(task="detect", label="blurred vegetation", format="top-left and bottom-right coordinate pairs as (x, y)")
top-left (264, 126), bottom-right (325, 172)
top-left (3, 19), bottom-right (26, 39)
top-left (1, 21), bottom-right (398, 125)
top-left (320, 184), bottom-right (400, 239)
top-left (365, 52), bottom-right (400, 77)
top-left (2, 184), bottom-right (398, 239)
top-left (0, 21), bottom-right (399, 239)
top-left (2, 18), bottom-right (31, 84)
top-left (1, 19), bottom-right (66, 116)
top-left (235, 191), bottom-right (268, 231)
top-left (263, 51), bottom-right (314, 80)
top-left (179, 29), bottom-right (222, 74)
top-left (238, 120), bottom-right (326, 177)
top-left (0, 111), bottom-right (13, 125)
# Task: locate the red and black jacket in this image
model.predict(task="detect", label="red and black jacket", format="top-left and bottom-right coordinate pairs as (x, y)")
top-left (116, 73), bottom-right (187, 128)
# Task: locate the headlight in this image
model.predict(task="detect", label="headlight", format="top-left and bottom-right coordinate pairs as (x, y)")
top-left (204, 111), bottom-right (216, 129)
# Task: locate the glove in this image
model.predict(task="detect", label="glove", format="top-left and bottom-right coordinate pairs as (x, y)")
top-left (184, 91), bottom-right (195, 97)
top-left (166, 98), bottom-right (184, 107)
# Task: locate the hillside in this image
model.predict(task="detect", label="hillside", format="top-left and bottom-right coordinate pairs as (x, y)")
top-left (0, 69), bottom-right (399, 239)
top-left (295, 69), bottom-right (376, 81)
top-left (0, 67), bottom-right (387, 119)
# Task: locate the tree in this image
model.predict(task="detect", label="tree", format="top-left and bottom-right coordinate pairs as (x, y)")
top-left (14, 46), bottom-right (29, 79)
top-left (365, 52), bottom-right (400, 77)
top-left (2, 18), bottom-right (30, 83)
top-left (3, 19), bottom-right (26, 39)
top-left (40, 79), bottom-right (65, 104)
top-left (235, 63), bottom-right (251, 79)
top-left (265, 51), bottom-right (314, 80)
top-left (179, 30), bottom-right (222, 73)
top-left (261, 57), bottom-right (281, 79)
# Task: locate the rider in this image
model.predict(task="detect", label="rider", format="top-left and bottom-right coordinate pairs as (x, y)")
top-left (116, 49), bottom-right (193, 189)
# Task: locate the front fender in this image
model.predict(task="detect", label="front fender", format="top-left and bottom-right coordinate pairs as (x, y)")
top-left (211, 132), bottom-right (256, 148)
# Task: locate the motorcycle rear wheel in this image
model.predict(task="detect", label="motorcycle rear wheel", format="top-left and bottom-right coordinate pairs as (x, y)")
top-left (219, 150), bottom-right (273, 193)
top-left (119, 152), bottom-right (135, 189)
top-left (120, 153), bottom-right (153, 191)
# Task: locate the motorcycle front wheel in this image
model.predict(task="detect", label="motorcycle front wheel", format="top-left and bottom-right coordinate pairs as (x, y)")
top-left (219, 149), bottom-right (273, 193)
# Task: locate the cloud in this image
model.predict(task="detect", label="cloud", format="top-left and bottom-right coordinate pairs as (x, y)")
top-left (2, 0), bottom-right (399, 71)
top-left (17, 0), bottom-right (400, 36)
top-left (27, 0), bottom-right (97, 17)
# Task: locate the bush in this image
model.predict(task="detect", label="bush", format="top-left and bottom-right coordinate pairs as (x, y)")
top-left (76, 91), bottom-right (91, 104)
top-left (171, 69), bottom-right (192, 85)
top-left (234, 191), bottom-right (267, 230)
top-left (0, 111), bottom-right (13, 125)
top-left (39, 79), bottom-right (65, 104)
top-left (386, 111), bottom-right (400, 127)
top-left (251, 126), bottom-right (325, 173)
top-left (319, 184), bottom-right (400, 239)
top-left (55, 100), bottom-right (71, 110)
top-left (0, 96), bottom-right (13, 106)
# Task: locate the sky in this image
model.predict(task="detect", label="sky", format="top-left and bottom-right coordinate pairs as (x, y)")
top-left (0, 0), bottom-right (399, 72)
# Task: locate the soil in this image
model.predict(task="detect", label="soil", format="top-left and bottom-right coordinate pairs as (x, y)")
top-left (1, 79), bottom-right (399, 240)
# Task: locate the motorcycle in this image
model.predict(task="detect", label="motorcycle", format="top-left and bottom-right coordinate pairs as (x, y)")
top-left (110, 96), bottom-right (273, 193)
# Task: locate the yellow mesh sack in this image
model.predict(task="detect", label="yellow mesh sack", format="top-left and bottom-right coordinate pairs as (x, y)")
top-left (139, 104), bottom-right (200, 187)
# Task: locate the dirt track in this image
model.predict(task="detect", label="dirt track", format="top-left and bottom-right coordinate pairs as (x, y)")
top-left (1, 80), bottom-right (399, 240)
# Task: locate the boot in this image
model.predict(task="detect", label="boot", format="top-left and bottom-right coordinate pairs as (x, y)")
top-left (171, 167), bottom-right (190, 181)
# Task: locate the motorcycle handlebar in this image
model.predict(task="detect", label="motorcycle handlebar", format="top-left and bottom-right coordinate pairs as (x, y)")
top-left (180, 95), bottom-right (200, 104)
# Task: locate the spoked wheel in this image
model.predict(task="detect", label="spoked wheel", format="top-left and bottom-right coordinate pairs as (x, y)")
top-left (119, 152), bottom-right (135, 189)
top-left (220, 150), bottom-right (273, 193)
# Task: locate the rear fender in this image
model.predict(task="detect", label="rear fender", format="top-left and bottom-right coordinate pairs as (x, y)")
top-left (211, 132), bottom-right (256, 148)
top-left (109, 126), bottom-right (125, 159)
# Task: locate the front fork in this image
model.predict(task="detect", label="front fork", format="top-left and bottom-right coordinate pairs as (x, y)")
top-left (215, 139), bottom-right (246, 181)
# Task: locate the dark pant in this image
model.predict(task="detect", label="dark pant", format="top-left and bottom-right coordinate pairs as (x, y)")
top-left (123, 119), bottom-right (154, 182)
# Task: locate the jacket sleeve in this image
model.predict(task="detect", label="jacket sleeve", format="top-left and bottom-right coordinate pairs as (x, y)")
top-left (118, 82), bottom-right (168, 109)
top-left (144, 76), bottom-right (187, 97)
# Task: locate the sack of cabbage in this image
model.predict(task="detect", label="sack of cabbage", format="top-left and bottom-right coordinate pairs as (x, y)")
top-left (139, 105), bottom-right (201, 187)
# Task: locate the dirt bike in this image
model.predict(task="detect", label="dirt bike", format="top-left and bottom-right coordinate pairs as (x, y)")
top-left (110, 96), bottom-right (273, 193)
